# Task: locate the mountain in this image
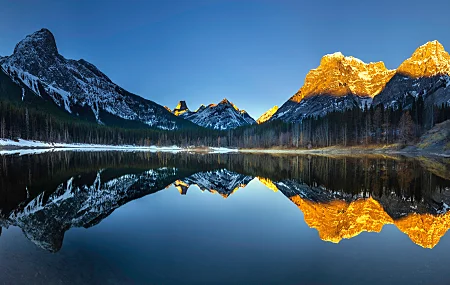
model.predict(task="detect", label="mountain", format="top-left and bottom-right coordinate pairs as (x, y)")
top-left (0, 28), bottom-right (191, 130)
top-left (373, 40), bottom-right (450, 109)
top-left (256, 105), bottom-right (278, 124)
top-left (169, 99), bottom-right (256, 130)
top-left (271, 41), bottom-right (450, 123)
top-left (270, 52), bottom-right (395, 122)
top-left (174, 169), bottom-right (252, 197)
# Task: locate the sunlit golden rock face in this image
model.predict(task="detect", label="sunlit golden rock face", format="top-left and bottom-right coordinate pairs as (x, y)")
top-left (290, 196), bottom-right (393, 243)
top-left (290, 52), bottom-right (396, 103)
top-left (173, 180), bottom-right (190, 195)
top-left (257, 177), bottom-right (279, 192)
top-left (256, 106), bottom-right (279, 124)
top-left (290, 195), bottom-right (450, 248)
top-left (395, 212), bottom-right (450, 249)
top-left (397, 40), bottom-right (450, 78)
top-left (173, 101), bottom-right (189, 116)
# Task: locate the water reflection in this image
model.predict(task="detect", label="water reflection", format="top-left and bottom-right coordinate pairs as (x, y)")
top-left (0, 152), bottom-right (449, 251)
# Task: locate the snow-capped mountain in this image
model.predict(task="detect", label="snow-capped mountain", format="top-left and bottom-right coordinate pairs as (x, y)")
top-left (0, 28), bottom-right (189, 130)
top-left (373, 40), bottom-right (450, 109)
top-left (270, 41), bottom-right (450, 123)
top-left (270, 52), bottom-right (394, 122)
top-left (169, 99), bottom-right (256, 130)
top-left (256, 105), bottom-right (278, 124)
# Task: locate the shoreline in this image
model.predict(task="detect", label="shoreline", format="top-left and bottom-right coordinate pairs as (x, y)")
top-left (238, 146), bottom-right (450, 158)
top-left (0, 139), bottom-right (448, 157)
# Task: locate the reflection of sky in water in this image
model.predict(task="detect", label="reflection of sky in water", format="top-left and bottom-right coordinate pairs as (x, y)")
top-left (0, 178), bottom-right (450, 284)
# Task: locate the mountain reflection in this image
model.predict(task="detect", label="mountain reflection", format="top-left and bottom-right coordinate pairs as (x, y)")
top-left (0, 151), bottom-right (449, 251)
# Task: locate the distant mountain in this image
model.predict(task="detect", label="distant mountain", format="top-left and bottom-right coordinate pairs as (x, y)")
top-left (0, 29), bottom-right (191, 130)
top-left (169, 99), bottom-right (256, 130)
top-left (270, 52), bottom-right (394, 122)
top-left (257, 105), bottom-right (278, 124)
top-left (373, 40), bottom-right (450, 109)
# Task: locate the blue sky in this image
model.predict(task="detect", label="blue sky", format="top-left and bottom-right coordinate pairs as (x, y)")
top-left (1, 0), bottom-right (450, 118)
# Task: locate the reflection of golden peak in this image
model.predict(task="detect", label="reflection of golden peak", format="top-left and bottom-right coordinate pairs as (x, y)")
top-left (291, 196), bottom-right (392, 243)
top-left (173, 180), bottom-right (190, 194)
top-left (290, 195), bottom-right (450, 248)
top-left (257, 177), bottom-right (279, 192)
top-left (395, 212), bottom-right (450, 249)
top-left (291, 53), bottom-right (395, 103)
top-left (397, 40), bottom-right (450, 78)
top-left (256, 106), bottom-right (279, 124)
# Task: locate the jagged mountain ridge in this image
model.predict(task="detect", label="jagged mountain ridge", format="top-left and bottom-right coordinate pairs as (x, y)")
top-left (270, 41), bottom-right (450, 123)
top-left (169, 99), bottom-right (256, 130)
top-left (270, 52), bottom-right (395, 122)
top-left (373, 41), bottom-right (450, 108)
top-left (0, 28), bottom-right (191, 130)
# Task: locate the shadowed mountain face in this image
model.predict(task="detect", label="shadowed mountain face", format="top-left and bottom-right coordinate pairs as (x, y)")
top-left (168, 99), bottom-right (256, 130)
top-left (0, 29), bottom-right (189, 130)
top-left (0, 152), bottom-right (449, 251)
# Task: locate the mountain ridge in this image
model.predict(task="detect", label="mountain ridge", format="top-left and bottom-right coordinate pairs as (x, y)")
top-left (0, 28), bottom-right (192, 130)
top-left (168, 99), bottom-right (256, 130)
top-left (269, 40), bottom-right (450, 123)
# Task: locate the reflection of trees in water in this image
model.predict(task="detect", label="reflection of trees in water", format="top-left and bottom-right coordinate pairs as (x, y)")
top-left (238, 154), bottom-right (450, 203)
top-left (0, 152), bottom-right (449, 218)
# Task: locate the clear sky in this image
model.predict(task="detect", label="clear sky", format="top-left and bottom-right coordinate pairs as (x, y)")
top-left (1, 0), bottom-right (450, 119)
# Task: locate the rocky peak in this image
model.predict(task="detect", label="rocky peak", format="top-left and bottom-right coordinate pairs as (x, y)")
top-left (13, 28), bottom-right (58, 57)
top-left (219, 98), bottom-right (240, 111)
top-left (173, 100), bottom-right (190, 116)
top-left (397, 40), bottom-right (450, 78)
top-left (257, 105), bottom-right (279, 124)
top-left (291, 52), bottom-right (395, 103)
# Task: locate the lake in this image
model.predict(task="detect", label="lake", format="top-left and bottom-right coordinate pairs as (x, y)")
top-left (0, 151), bottom-right (449, 284)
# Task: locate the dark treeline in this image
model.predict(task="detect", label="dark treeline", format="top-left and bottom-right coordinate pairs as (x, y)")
top-left (0, 95), bottom-right (449, 148)
top-left (227, 96), bottom-right (450, 148)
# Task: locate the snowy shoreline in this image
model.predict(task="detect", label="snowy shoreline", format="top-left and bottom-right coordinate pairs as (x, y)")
top-left (0, 139), bottom-right (238, 155)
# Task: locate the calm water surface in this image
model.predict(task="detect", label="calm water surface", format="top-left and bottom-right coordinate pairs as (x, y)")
top-left (0, 151), bottom-right (449, 284)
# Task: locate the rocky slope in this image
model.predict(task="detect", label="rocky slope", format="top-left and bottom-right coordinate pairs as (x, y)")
top-left (0, 29), bottom-right (189, 130)
top-left (373, 41), bottom-right (450, 109)
top-left (256, 105), bottom-right (278, 124)
top-left (271, 41), bottom-right (450, 123)
top-left (169, 99), bottom-right (256, 130)
top-left (270, 52), bottom-right (395, 122)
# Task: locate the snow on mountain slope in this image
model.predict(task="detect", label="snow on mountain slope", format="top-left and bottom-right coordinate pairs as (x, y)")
top-left (170, 99), bottom-right (256, 130)
top-left (0, 29), bottom-right (185, 130)
top-left (271, 41), bottom-right (450, 123)
top-left (7, 167), bottom-right (179, 252)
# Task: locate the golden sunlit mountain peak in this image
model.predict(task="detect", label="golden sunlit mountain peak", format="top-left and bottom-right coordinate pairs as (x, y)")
top-left (256, 106), bottom-right (279, 124)
top-left (397, 40), bottom-right (450, 78)
top-left (290, 53), bottom-right (395, 103)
